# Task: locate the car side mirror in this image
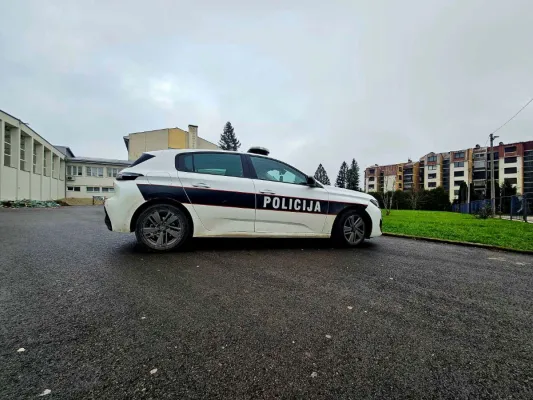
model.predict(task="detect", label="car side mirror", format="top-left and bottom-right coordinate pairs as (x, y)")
top-left (306, 176), bottom-right (316, 186)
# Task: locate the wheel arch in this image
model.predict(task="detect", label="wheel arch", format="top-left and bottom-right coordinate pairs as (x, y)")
top-left (331, 204), bottom-right (373, 239)
top-left (129, 198), bottom-right (194, 235)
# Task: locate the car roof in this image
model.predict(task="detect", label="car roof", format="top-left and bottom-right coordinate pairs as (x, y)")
top-left (146, 148), bottom-right (271, 158)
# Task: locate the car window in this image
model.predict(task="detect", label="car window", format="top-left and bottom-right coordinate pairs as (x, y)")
top-left (179, 153), bottom-right (244, 178)
top-left (130, 153), bottom-right (155, 167)
top-left (250, 156), bottom-right (307, 185)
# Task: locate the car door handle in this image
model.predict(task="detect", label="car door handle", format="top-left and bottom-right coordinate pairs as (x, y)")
top-left (259, 189), bottom-right (276, 194)
top-left (192, 183), bottom-right (210, 188)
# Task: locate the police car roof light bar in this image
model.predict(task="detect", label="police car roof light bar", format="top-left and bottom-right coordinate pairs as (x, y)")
top-left (247, 146), bottom-right (270, 156)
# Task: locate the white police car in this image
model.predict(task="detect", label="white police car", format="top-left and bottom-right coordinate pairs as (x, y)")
top-left (104, 147), bottom-right (382, 252)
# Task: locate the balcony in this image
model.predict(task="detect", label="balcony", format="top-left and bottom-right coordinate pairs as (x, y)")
top-left (473, 179), bottom-right (486, 187)
top-left (473, 160), bottom-right (486, 169)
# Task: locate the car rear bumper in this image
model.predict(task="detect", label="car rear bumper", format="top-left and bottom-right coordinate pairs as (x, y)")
top-left (104, 207), bottom-right (112, 231)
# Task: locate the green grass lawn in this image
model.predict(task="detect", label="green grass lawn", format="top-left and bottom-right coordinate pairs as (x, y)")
top-left (382, 210), bottom-right (533, 252)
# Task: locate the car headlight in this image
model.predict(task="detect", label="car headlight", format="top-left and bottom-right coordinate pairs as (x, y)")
top-left (370, 198), bottom-right (380, 208)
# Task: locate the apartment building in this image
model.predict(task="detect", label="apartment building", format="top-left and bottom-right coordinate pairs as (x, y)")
top-left (0, 109), bottom-right (66, 201)
top-left (364, 140), bottom-right (533, 201)
top-left (364, 163), bottom-right (403, 192)
top-left (124, 125), bottom-right (218, 161)
top-left (55, 146), bottom-right (130, 199)
top-left (402, 159), bottom-right (421, 192)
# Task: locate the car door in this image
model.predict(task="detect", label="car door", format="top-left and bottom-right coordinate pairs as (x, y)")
top-left (248, 155), bottom-right (329, 233)
top-left (176, 152), bottom-right (255, 233)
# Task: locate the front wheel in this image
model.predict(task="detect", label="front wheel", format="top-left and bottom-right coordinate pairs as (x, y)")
top-left (135, 204), bottom-right (190, 252)
top-left (333, 211), bottom-right (366, 247)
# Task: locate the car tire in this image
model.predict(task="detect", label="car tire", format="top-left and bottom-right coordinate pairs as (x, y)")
top-left (135, 204), bottom-right (190, 252)
top-left (333, 210), bottom-right (366, 248)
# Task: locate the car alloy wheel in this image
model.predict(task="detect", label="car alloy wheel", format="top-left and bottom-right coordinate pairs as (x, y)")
top-left (336, 211), bottom-right (366, 247)
top-left (135, 205), bottom-right (188, 251)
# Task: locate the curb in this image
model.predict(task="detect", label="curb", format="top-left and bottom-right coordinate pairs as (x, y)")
top-left (382, 232), bottom-right (533, 255)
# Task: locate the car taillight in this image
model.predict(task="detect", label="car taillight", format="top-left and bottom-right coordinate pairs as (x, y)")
top-left (116, 172), bottom-right (144, 181)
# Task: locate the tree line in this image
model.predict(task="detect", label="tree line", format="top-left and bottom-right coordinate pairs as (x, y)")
top-left (313, 160), bottom-right (361, 190)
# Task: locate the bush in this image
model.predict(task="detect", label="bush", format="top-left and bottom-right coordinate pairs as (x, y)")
top-left (474, 204), bottom-right (493, 219)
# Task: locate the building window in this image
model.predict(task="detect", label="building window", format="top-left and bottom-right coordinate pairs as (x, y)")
top-left (454, 190), bottom-right (459, 195)
top-left (33, 142), bottom-right (38, 174)
top-left (102, 187), bottom-right (115, 193)
top-left (67, 186), bottom-right (81, 192)
top-left (454, 151), bottom-right (465, 158)
top-left (504, 146), bottom-right (516, 153)
top-left (368, 177), bottom-right (375, 182)
top-left (505, 178), bottom-right (518, 185)
top-left (86, 187), bottom-right (100, 192)
top-left (107, 167), bottom-right (120, 178)
top-left (43, 152), bottom-right (49, 176)
top-left (67, 165), bottom-right (83, 176)
top-left (398, 183), bottom-right (402, 188)
top-left (52, 156), bottom-right (56, 178)
top-left (504, 157), bottom-right (517, 164)
top-left (20, 137), bottom-right (26, 170)
top-left (454, 162), bottom-right (464, 168)
top-left (4, 131), bottom-right (11, 167)
top-left (428, 182), bottom-right (437, 188)
top-left (368, 169), bottom-right (375, 174)
top-left (368, 184), bottom-right (375, 190)
top-left (428, 173), bottom-right (436, 179)
top-left (504, 167), bottom-right (517, 174)
top-left (86, 167), bottom-right (104, 177)
top-left (427, 165), bottom-right (437, 170)
top-left (398, 175), bottom-right (402, 180)
top-left (454, 171), bottom-right (464, 177)
top-left (454, 180), bottom-right (463, 186)
top-left (427, 156), bottom-right (437, 162)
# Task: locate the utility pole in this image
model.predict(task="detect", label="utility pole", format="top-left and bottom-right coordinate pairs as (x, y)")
top-left (489, 133), bottom-right (499, 215)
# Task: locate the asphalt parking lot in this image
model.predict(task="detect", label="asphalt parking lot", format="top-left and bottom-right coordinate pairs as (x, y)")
top-left (1, 206), bottom-right (532, 399)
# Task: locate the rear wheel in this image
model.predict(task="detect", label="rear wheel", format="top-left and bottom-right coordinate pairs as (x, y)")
top-left (135, 204), bottom-right (189, 252)
top-left (333, 210), bottom-right (366, 247)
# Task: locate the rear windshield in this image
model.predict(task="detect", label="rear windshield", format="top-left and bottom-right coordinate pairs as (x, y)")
top-left (130, 153), bottom-right (155, 167)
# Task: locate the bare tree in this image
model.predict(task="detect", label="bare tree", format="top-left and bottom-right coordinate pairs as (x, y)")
top-left (408, 187), bottom-right (422, 210)
top-left (382, 175), bottom-right (396, 216)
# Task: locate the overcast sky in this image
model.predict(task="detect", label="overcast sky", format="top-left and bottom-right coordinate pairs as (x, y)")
top-left (1, 0), bottom-right (532, 180)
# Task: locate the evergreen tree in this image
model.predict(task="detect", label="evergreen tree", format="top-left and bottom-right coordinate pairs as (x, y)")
top-left (335, 161), bottom-right (348, 188)
top-left (218, 122), bottom-right (241, 151)
top-left (458, 181), bottom-right (468, 203)
top-left (346, 159), bottom-right (360, 190)
top-left (313, 164), bottom-right (331, 185)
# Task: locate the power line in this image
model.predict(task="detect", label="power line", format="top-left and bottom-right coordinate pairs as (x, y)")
top-left (489, 97), bottom-right (533, 136)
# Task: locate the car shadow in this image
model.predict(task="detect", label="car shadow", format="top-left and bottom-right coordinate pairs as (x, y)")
top-left (117, 237), bottom-right (376, 255)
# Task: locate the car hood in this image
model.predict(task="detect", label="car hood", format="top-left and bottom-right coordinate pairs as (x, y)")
top-left (322, 185), bottom-right (373, 203)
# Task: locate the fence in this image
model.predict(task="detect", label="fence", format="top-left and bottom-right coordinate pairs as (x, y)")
top-left (452, 199), bottom-right (491, 214)
top-left (452, 194), bottom-right (531, 222)
top-left (501, 194), bottom-right (532, 221)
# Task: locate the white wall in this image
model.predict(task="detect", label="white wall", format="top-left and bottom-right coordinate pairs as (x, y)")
top-left (30, 173), bottom-right (40, 199)
top-left (382, 175), bottom-right (396, 192)
top-left (18, 170), bottom-right (30, 199)
top-left (424, 166), bottom-right (441, 190)
top-left (0, 110), bottom-right (66, 201)
top-left (1, 167), bottom-right (17, 199)
top-left (499, 157), bottom-right (521, 193)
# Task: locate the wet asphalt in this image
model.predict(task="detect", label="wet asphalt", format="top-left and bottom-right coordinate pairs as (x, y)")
top-left (0, 206), bottom-right (532, 399)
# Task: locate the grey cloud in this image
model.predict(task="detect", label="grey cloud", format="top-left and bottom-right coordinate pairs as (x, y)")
top-left (1, 0), bottom-right (532, 179)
